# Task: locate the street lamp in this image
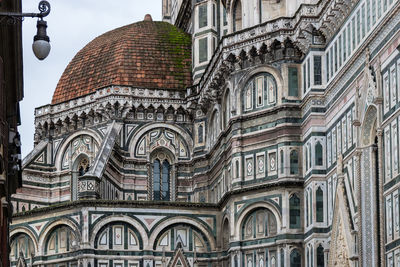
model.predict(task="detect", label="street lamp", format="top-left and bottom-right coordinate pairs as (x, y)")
top-left (0, 1), bottom-right (51, 60)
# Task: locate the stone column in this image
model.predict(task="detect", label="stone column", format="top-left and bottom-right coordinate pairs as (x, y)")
top-left (359, 145), bottom-right (379, 267)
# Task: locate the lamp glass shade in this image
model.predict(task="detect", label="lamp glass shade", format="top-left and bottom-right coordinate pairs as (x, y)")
top-left (32, 40), bottom-right (51, 60)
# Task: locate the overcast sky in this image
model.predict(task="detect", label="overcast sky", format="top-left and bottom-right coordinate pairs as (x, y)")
top-left (21, 1), bottom-right (161, 156)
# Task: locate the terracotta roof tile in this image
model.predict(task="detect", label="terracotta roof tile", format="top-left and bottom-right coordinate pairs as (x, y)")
top-left (51, 18), bottom-right (192, 104)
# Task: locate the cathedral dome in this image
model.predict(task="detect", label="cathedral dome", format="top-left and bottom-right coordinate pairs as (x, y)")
top-left (51, 15), bottom-right (192, 104)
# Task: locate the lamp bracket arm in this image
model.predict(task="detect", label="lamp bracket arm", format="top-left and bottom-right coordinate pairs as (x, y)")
top-left (0, 1), bottom-right (50, 19)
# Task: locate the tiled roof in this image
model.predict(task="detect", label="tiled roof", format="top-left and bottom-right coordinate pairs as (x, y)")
top-left (51, 16), bottom-right (192, 104)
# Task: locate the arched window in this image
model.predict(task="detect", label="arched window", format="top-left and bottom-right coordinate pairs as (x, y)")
top-left (315, 142), bottom-right (323, 166)
top-left (155, 224), bottom-right (209, 253)
top-left (242, 208), bottom-right (277, 240)
top-left (96, 222), bottom-right (141, 250)
top-left (224, 90), bottom-right (231, 127)
top-left (246, 86), bottom-right (252, 110)
top-left (305, 146), bottom-right (309, 171)
top-left (72, 155), bottom-right (90, 201)
top-left (305, 193), bottom-right (309, 226)
top-left (233, 0), bottom-right (242, 31)
top-left (235, 160), bottom-right (240, 179)
top-left (10, 234), bottom-right (35, 263)
top-left (316, 187), bottom-right (324, 222)
top-left (45, 226), bottom-right (77, 255)
top-left (222, 219), bottom-right (230, 251)
top-left (152, 158), bottom-right (171, 201)
top-left (243, 73), bottom-right (277, 113)
top-left (210, 110), bottom-right (220, 145)
top-left (290, 150), bottom-right (299, 174)
top-left (78, 157), bottom-right (90, 176)
top-left (290, 194), bottom-right (301, 228)
top-left (290, 249), bottom-right (301, 267)
top-left (198, 124), bottom-right (203, 143)
top-left (317, 244), bottom-right (324, 267)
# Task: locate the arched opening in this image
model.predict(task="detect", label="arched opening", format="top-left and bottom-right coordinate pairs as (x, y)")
top-left (151, 149), bottom-right (174, 201)
top-left (224, 89), bottom-right (231, 128)
top-left (44, 225), bottom-right (78, 255)
top-left (315, 142), bottom-right (323, 166)
top-left (290, 150), bottom-right (299, 174)
top-left (242, 73), bottom-right (277, 113)
top-left (241, 208), bottom-right (277, 240)
top-left (305, 193), bottom-right (309, 226)
top-left (210, 110), bottom-right (220, 146)
top-left (235, 160), bottom-right (240, 179)
top-left (71, 154), bottom-right (90, 201)
top-left (153, 223), bottom-right (211, 252)
top-left (222, 219), bottom-right (230, 251)
top-left (94, 221), bottom-right (142, 250)
top-left (316, 244), bottom-right (324, 267)
top-left (233, 0), bottom-right (242, 32)
top-left (316, 187), bottom-right (324, 222)
top-left (305, 146), bottom-right (309, 172)
top-left (10, 234), bottom-right (35, 265)
top-left (359, 105), bottom-right (381, 265)
top-left (289, 194), bottom-right (301, 228)
top-left (198, 124), bottom-right (204, 143)
top-left (290, 248), bottom-right (301, 267)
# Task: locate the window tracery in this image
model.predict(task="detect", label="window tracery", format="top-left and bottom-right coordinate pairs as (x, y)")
top-left (45, 226), bottom-right (77, 255)
top-left (151, 151), bottom-right (173, 201)
top-left (242, 208), bottom-right (277, 240)
top-left (96, 223), bottom-right (140, 250)
top-left (10, 234), bottom-right (35, 263)
top-left (243, 73), bottom-right (277, 113)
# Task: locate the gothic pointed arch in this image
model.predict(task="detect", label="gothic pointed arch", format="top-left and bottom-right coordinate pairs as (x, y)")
top-left (54, 130), bottom-right (101, 171)
top-left (150, 148), bottom-right (175, 201)
top-left (167, 243), bottom-right (191, 267)
top-left (130, 124), bottom-right (193, 160)
top-left (16, 255), bottom-right (27, 267)
top-left (328, 173), bottom-right (353, 266)
top-left (127, 123), bottom-right (194, 159)
top-left (222, 217), bottom-right (230, 251)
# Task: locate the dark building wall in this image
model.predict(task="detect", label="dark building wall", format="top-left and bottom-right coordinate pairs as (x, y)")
top-left (0, 0), bottom-right (23, 266)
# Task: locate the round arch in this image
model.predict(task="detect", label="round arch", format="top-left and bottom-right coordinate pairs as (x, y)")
top-left (38, 218), bottom-right (81, 254)
top-left (148, 216), bottom-right (216, 251)
top-left (10, 227), bottom-right (39, 254)
top-left (234, 66), bottom-right (284, 115)
top-left (361, 105), bottom-right (378, 146)
top-left (128, 123), bottom-right (194, 158)
top-left (90, 215), bottom-right (148, 248)
top-left (54, 129), bottom-right (102, 171)
top-left (221, 216), bottom-right (230, 251)
top-left (229, 0), bottom-right (243, 32)
top-left (235, 201), bottom-right (282, 238)
top-left (208, 104), bottom-right (222, 148)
